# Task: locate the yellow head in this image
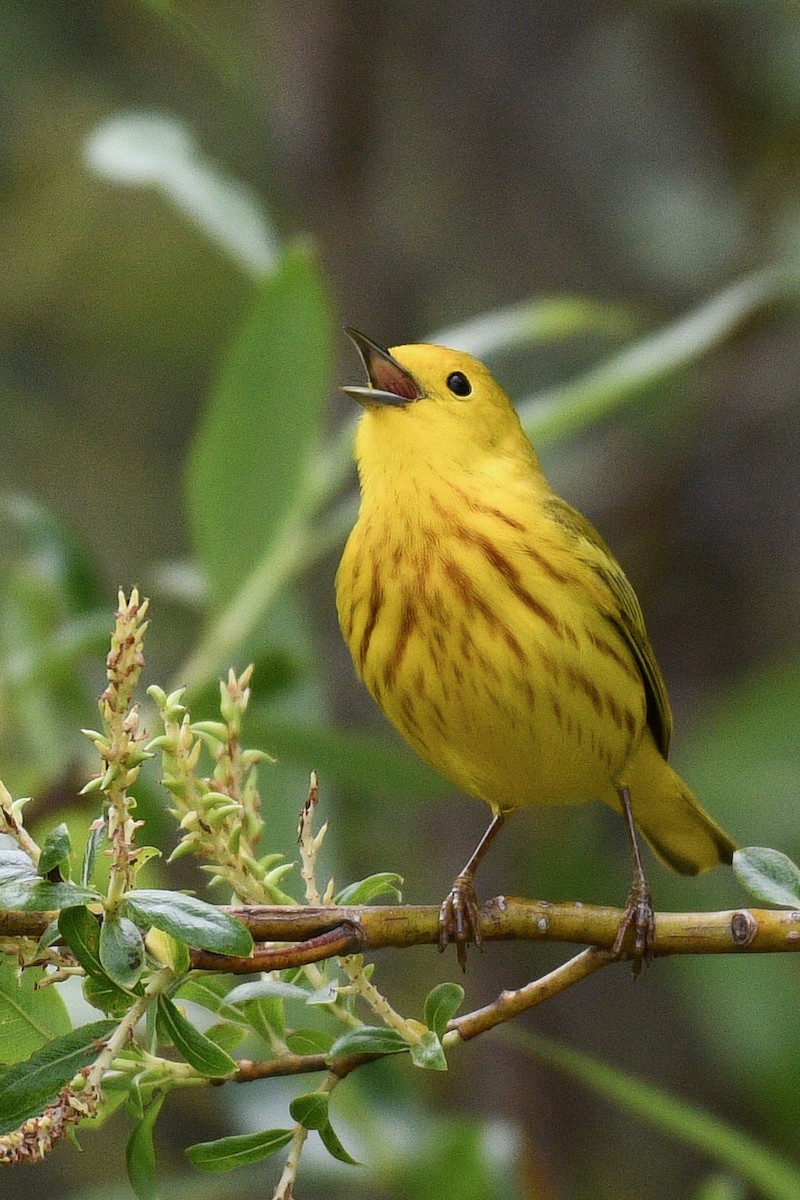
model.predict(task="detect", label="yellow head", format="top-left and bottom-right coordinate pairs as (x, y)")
top-left (342, 329), bottom-right (540, 489)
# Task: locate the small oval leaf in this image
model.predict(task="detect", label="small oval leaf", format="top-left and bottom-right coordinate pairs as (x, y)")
top-left (409, 1030), bottom-right (448, 1071)
top-left (224, 980), bottom-right (308, 1006)
top-left (424, 982), bottom-right (465, 1040)
top-left (156, 996), bottom-right (237, 1078)
top-left (328, 1027), bottom-right (409, 1060)
top-left (334, 873), bottom-right (403, 905)
top-left (123, 890), bottom-right (252, 956)
top-left (38, 823), bottom-right (72, 878)
top-left (100, 915), bottom-right (145, 990)
top-left (125, 1093), bottom-right (165, 1200)
top-left (186, 1127), bottom-right (294, 1172)
top-left (319, 1118), bottom-right (361, 1166)
top-left (733, 847), bottom-right (800, 908)
top-left (289, 1091), bottom-right (329, 1130)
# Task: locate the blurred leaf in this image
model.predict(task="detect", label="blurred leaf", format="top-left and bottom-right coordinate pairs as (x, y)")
top-left (335, 872), bottom-right (404, 905)
top-left (0, 495), bottom-right (106, 793)
top-left (507, 1026), bottom-right (800, 1200)
top-left (0, 959), bottom-right (71, 1066)
top-left (86, 112), bottom-right (280, 276)
top-left (186, 244), bottom-right (332, 610)
top-left (125, 1092), bottom-right (165, 1200)
top-left (259, 718), bottom-right (449, 799)
top-left (677, 657), bottom-right (800, 848)
top-left (289, 1090), bottom-right (328, 1130)
top-left (286, 1028), bottom-right (334, 1056)
top-left (329, 1027), bottom-right (408, 1059)
top-left (0, 1019), bottom-right (116, 1135)
top-left (202, 1021), bottom-right (247, 1053)
top-left (123, 889), bottom-right (252, 956)
top-left (430, 294), bottom-right (637, 358)
top-left (37, 822), bottom-right (71, 878)
top-left (186, 1127), bottom-right (294, 1172)
top-left (318, 1117), bottom-right (361, 1165)
top-left (424, 982), bottom-right (465, 1041)
top-left (518, 265), bottom-right (800, 446)
top-left (99, 915), bottom-right (145, 991)
top-left (409, 1031), bottom-right (447, 1071)
top-left (156, 996), bottom-right (237, 1078)
top-left (733, 848), bottom-right (800, 908)
top-left (174, 974), bottom-right (242, 1022)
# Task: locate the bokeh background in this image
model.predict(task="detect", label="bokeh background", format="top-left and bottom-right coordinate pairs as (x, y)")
top-left (2, 3), bottom-right (800, 1198)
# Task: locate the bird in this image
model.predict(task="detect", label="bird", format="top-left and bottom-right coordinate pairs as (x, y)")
top-left (335, 328), bottom-right (736, 969)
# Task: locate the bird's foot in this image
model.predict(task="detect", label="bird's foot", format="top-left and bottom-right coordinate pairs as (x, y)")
top-left (438, 873), bottom-right (482, 971)
top-left (612, 879), bottom-right (655, 976)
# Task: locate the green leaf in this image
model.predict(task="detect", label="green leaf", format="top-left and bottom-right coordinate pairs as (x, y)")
top-left (409, 1030), bottom-right (448, 1071)
top-left (58, 905), bottom-right (103, 976)
top-left (81, 821), bottom-right (105, 888)
top-left (156, 996), bottom-right (237, 1078)
top-left (100, 915), bottom-right (145, 990)
top-left (224, 979), bottom-right (308, 1005)
top-left (335, 872), bottom-right (404, 905)
top-left (260, 719), bottom-right (449, 799)
top-left (733, 847), bottom-right (800, 908)
top-left (0, 958), bottom-right (71, 1065)
top-left (86, 112), bottom-right (280, 277)
top-left (0, 879), bottom-right (98, 911)
top-left (174, 975), bottom-right (242, 1022)
top-left (510, 1026), bottom-right (800, 1200)
top-left (329, 1026), bottom-right (409, 1059)
top-left (0, 1019), bottom-right (116, 1134)
top-left (83, 974), bottom-right (135, 1017)
top-left (0, 847), bottom-right (37, 885)
top-left (202, 1021), bottom-right (248, 1053)
top-left (125, 1092), bottom-right (165, 1200)
top-left (286, 1029), bottom-right (334, 1056)
top-left (123, 890), bottom-right (252, 956)
top-left (424, 982), bottom-right (465, 1041)
top-left (289, 1091), bottom-right (329, 1130)
top-left (38, 823), bottom-right (72, 878)
top-left (186, 1127), bottom-right (294, 1172)
top-left (319, 1118), bottom-right (361, 1165)
top-left (186, 243), bottom-right (332, 608)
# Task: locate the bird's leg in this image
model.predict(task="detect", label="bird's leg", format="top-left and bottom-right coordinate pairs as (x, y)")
top-left (439, 812), bottom-right (505, 970)
top-left (613, 785), bottom-right (655, 974)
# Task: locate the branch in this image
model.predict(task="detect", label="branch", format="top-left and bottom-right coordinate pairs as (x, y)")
top-left (2, 897), bottom-right (799, 966)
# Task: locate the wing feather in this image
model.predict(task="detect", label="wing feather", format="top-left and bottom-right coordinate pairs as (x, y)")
top-left (545, 495), bottom-right (673, 757)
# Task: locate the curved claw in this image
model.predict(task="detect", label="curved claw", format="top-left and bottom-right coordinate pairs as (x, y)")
top-left (438, 873), bottom-right (482, 971)
top-left (612, 881), bottom-right (655, 976)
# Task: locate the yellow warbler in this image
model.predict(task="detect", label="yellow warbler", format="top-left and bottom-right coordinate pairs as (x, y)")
top-left (336, 329), bottom-right (735, 967)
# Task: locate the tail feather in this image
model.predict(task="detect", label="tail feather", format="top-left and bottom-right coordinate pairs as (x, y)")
top-left (623, 734), bottom-right (736, 876)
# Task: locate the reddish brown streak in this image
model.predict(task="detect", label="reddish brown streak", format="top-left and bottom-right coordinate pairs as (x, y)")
top-left (455, 525), bottom-right (564, 637)
top-left (359, 567), bottom-right (385, 668)
top-left (564, 665), bottom-right (603, 716)
top-left (584, 627), bottom-right (640, 681)
top-left (382, 601), bottom-right (418, 690)
top-left (443, 479), bottom-right (528, 532)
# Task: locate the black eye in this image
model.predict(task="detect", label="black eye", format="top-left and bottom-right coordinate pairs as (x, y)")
top-left (446, 371), bottom-right (472, 397)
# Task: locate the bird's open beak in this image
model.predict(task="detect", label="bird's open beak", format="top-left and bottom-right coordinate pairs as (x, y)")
top-left (341, 327), bottom-right (423, 407)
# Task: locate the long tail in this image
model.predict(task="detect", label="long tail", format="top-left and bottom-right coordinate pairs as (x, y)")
top-left (622, 733), bottom-right (736, 875)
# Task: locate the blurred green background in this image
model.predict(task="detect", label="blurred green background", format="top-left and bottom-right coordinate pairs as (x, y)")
top-left (1, 3), bottom-right (799, 1198)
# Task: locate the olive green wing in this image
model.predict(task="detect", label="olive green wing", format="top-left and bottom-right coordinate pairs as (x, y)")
top-left (545, 495), bottom-right (673, 758)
